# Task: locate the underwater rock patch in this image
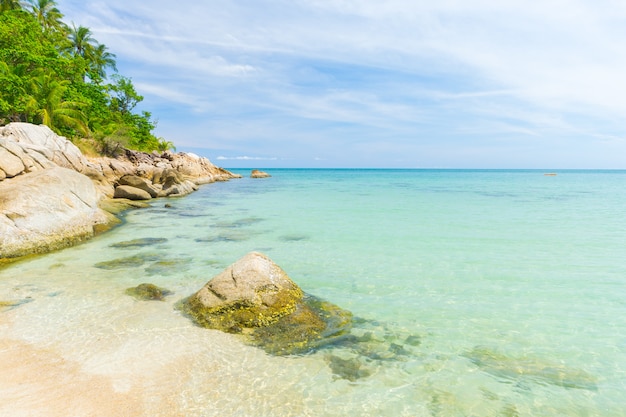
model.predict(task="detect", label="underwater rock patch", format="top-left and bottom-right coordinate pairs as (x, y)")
top-left (213, 217), bottom-right (264, 229)
top-left (464, 346), bottom-right (598, 391)
top-left (110, 237), bottom-right (168, 248)
top-left (195, 230), bottom-right (255, 243)
top-left (0, 298), bottom-right (33, 311)
top-left (125, 283), bottom-right (173, 301)
top-left (94, 253), bottom-right (160, 270)
top-left (144, 258), bottom-right (191, 276)
top-left (279, 234), bottom-right (310, 242)
top-left (177, 251), bottom-right (353, 355)
top-left (325, 354), bottom-right (374, 382)
top-left (329, 317), bottom-right (423, 362)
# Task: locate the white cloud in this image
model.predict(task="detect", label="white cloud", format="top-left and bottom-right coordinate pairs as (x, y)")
top-left (57, 0), bottom-right (626, 167)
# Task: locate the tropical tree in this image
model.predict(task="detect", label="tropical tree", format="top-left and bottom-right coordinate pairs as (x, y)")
top-left (1, 1), bottom-right (171, 150)
top-left (156, 138), bottom-right (176, 152)
top-left (27, 0), bottom-right (64, 33)
top-left (0, 61), bottom-right (10, 119)
top-left (0, 61), bottom-right (30, 123)
top-left (109, 75), bottom-right (142, 114)
top-left (67, 23), bottom-right (96, 58)
top-left (0, 0), bottom-right (25, 12)
top-left (87, 43), bottom-right (117, 81)
top-left (28, 69), bottom-right (88, 135)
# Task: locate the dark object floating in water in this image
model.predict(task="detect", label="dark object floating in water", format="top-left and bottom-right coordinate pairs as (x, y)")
top-left (544, 173), bottom-right (557, 176)
top-left (125, 283), bottom-right (173, 301)
top-left (110, 238), bottom-right (168, 248)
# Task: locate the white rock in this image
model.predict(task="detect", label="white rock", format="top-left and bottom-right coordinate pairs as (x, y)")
top-left (0, 167), bottom-right (114, 258)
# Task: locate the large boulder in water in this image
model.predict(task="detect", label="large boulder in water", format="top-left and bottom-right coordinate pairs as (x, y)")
top-left (250, 169), bottom-right (271, 178)
top-left (178, 252), bottom-right (353, 355)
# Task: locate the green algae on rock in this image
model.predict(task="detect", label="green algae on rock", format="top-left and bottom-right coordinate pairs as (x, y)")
top-left (94, 253), bottom-right (161, 270)
top-left (110, 238), bottom-right (168, 248)
top-left (250, 294), bottom-right (353, 355)
top-left (145, 258), bottom-right (191, 276)
top-left (0, 298), bottom-right (33, 311)
top-left (325, 354), bottom-right (373, 382)
top-left (464, 346), bottom-right (598, 391)
top-left (125, 283), bottom-right (173, 301)
top-left (177, 252), bottom-right (353, 355)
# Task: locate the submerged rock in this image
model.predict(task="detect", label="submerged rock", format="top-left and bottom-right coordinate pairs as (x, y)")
top-left (94, 255), bottom-right (148, 270)
top-left (144, 258), bottom-right (191, 276)
top-left (0, 298), bottom-right (33, 311)
top-left (110, 238), bottom-right (168, 248)
top-left (464, 346), bottom-right (598, 391)
top-left (325, 354), bottom-right (374, 382)
top-left (125, 283), bottom-right (172, 301)
top-left (178, 252), bottom-right (352, 355)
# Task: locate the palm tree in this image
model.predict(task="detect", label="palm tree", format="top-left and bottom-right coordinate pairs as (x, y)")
top-left (67, 23), bottom-right (96, 58)
top-left (27, 0), bottom-right (65, 33)
top-left (88, 43), bottom-right (117, 80)
top-left (0, 0), bottom-right (25, 12)
top-left (28, 69), bottom-right (89, 136)
top-left (156, 138), bottom-right (176, 152)
top-left (67, 24), bottom-right (99, 81)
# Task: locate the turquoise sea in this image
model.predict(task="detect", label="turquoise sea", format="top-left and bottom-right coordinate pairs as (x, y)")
top-left (1, 169), bottom-right (625, 416)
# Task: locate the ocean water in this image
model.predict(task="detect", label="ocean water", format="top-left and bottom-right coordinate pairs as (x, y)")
top-left (1, 169), bottom-right (625, 416)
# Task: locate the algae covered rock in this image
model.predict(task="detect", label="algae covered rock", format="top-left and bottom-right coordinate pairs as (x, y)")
top-left (110, 237), bottom-right (167, 248)
top-left (178, 252), bottom-right (352, 355)
top-left (125, 283), bottom-right (172, 301)
top-left (464, 346), bottom-right (598, 391)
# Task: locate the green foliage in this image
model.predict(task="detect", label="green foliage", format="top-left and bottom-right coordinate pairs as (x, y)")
top-left (0, 0), bottom-right (25, 13)
top-left (0, 2), bottom-right (171, 153)
top-left (109, 75), bottom-right (142, 114)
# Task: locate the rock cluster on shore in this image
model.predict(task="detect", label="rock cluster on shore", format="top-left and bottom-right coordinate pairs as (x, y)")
top-left (0, 122), bottom-right (239, 260)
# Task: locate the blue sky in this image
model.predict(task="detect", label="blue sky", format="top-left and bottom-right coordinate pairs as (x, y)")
top-left (58, 0), bottom-right (626, 168)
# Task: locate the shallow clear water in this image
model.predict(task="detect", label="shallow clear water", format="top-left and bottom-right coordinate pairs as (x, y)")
top-left (2, 169), bottom-right (626, 416)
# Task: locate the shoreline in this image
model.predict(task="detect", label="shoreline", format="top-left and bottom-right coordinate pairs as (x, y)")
top-left (1, 122), bottom-right (241, 261)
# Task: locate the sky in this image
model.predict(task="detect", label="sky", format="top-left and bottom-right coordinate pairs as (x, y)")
top-left (57, 0), bottom-right (626, 168)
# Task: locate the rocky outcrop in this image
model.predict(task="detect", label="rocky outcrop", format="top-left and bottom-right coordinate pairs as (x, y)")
top-left (113, 185), bottom-right (152, 201)
top-left (117, 175), bottom-right (159, 198)
top-left (0, 167), bottom-right (116, 258)
top-left (88, 150), bottom-right (236, 199)
top-left (250, 169), bottom-right (271, 178)
top-left (0, 122), bottom-right (240, 259)
top-left (0, 122), bottom-right (240, 199)
top-left (0, 122), bottom-right (89, 174)
top-left (178, 252), bottom-right (353, 355)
